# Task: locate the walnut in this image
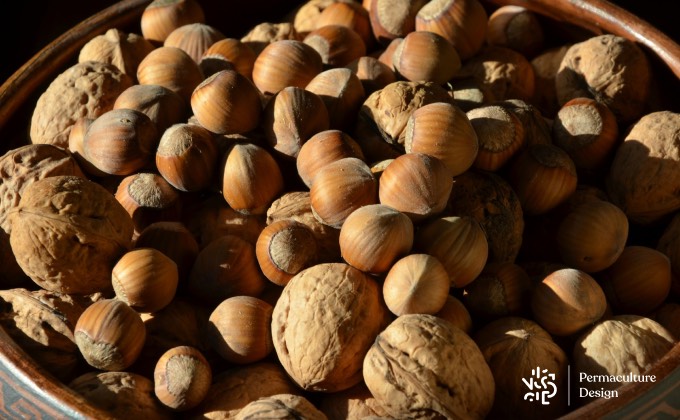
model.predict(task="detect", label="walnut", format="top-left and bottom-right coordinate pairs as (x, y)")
top-left (69, 371), bottom-right (172, 419)
top-left (236, 394), bottom-right (327, 420)
top-left (0, 288), bottom-right (93, 381)
top-left (8, 176), bottom-right (134, 294)
top-left (318, 382), bottom-right (389, 420)
top-left (606, 111), bottom-right (680, 224)
top-left (266, 191), bottom-right (341, 262)
top-left (459, 45), bottom-right (535, 102)
top-left (30, 61), bottom-right (133, 148)
top-left (241, 22), bottom-right (299, 55)
top-left (474, 317), bottom-right (568, 420)
top-left (0, 144), bottom-right (85, 234)
top-left (447, 170), bottom-right (524, 263)
top-left (363, 314), bottom-right (495, 419)
top-left (193, 362), bottom-right (300, 419)
top-left (272, 263), bottom-right (388, 392)
top-left (556, 34), bottom-right (651, 124)
top-left (78, 28), bottom-right (155, 79)
top-left (573, 315), bottom-right (676, 394)
top-left (357, 81), bottom-right (453, 153)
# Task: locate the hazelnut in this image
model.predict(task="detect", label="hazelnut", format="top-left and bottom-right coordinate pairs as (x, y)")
top-left (114, 84), bottom-right (188, 134)
top-left (164, 23), bottom-right (225, 63)
top-left (203, 38), bottom-right (256, 80)
top-left (486, 6), bottom-right (544, 58)
top-left (345, 56), bottom-right (397, 95)
top-left (79, 28), bottom-right (155, 79)
top-left (256, 219), bottom-right (318, 286)
top-left (252, 40), bottom-right (323, 96)
top-left (392, 30), bottom-right (461, 84)
top-left (317, 1), bottom-right (373, 49)
top-left (112, 248), bottom-right (179, 313)
top-left (207, 296), bottom-right (274, 364)
top-left (154, 345), bottom-right (212, 411)
top-left (303, 25), bottom-right (366, 67)
top-left (135, 221), bottom-right (199, 283)
top-left (74, 299), bottom-right (146, 371)
top-left (339, 204), bottom-right (414, 274)
top-left (306, 68), bottom-right (365, 131)
top-left (296, 129), bottom-right (365, 188)
top-left (467, 104), bottom-right (525, 172)
top-left (434, 295), bottom-right (472, 334)
top-left (241, 22), bottom-right (299, 56)
top-left (368, 0), bottom-right (428, 46)
top-left (137, 46), bottom-right (204, 104)
top-left (530, 45), bottom-right (570, 117)
top-left (463, 262), bottom-right (533, 320)
top-left (382, 253), bottom-right (450, 315)
top-left (140, 0), bottom-right (205, 44)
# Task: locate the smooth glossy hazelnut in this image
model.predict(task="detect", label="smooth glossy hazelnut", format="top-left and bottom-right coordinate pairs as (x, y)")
top-left (137, 46), bottom-right (204, 104)
top-left (306, 68), bottom-right (365, 131)
top-left (392, 30), bottom-right (460, 84)
top-left (296, 129), bottom-right (365, 188)
top-left (140, 0), bottom-right (205, 44)
top-left (115, 173), bottom-right (182, 236)
top-left (154, 345), bottom-right (212, 411)
top-left (164, 23), bottom-right (225, 63)
top-left (252, 40), bottom-right (323, 96)
top-left (383, 254), bottom-right (449, 315)
top-left (435, 296), bottom-right (472, 333)
top-left (317, 1), bottom-right (374, 48)
top-left (256, 219), bottom-right (318, 286)
top-left (369, 0), bottom-right (428, 45)
top-left (114, 84), bottom-right (188, 134)
top-left (303, 25), bottom-right (366, 67)
top-left (135, 221), bottom-right (199, 282)
top-left (203, 38), bottom-right (256, 79)
top-left (486, 5), bottom-right (544, 58)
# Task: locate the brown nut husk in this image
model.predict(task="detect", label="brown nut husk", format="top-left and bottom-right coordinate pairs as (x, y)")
top-left (70, 371), bottom-right (172, 420)
top-left (30, 61), bottom-right (133, 148)
top-left (363, 314), bottom-right (495, 419)
top-left (606, 111), bottom-right (680, 224)
top-left (235, 394), bottom-right (328, 420)
top-left (272, 263), bottom-right (388, 392)
top-left (9, 176), bottom-right (133, 294)
top-left (0, 144), bottom-right (85, 234)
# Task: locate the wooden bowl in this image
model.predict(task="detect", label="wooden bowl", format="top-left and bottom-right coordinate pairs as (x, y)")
top-left (0, 0), bottom-right (677, 418)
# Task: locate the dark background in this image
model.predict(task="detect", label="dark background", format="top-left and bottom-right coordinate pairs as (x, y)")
top-left (0, 0), bottom-right (677, 86)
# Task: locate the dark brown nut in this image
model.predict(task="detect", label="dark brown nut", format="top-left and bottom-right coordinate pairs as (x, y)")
top-left (463, 262), bottom-right (532, 321)
top-left (317, 1), bottom-right (373, 49)
top-left (364, 314), bottom-right (495, 419)
top-left (474, 317), bottom-right (568, 420)
top-left (556, 34), bottom-right (651, 124)
top-left (272, 263), bottom-right (388, 392)
top-left (182, 194), bottom-right (266, 248)
top-left (531, 268), bottom-right (607, 336)
top-left (507, 144), bottom-right (578, 215)
top-left (318, 382), bottom-right (389, 420)
top-left (304, 25), bottom-right (366, 67)
top-left (115, 172), bottom-right (182, 236)
top-left (135, 221), bottom-right (199, 283)
top-left (379, 153), bottom-right (452, 222)
top-left (242, 22), bottom-right (299, 56)
top-left (467, 104), bottom-right (525, 172)
top-left (203, 38), bottom-right (257, 80)
top-left (83, 108), bottom-right (159, 176)
top-left (196, 362), bottom-right (301, 419)
top-left (0, 144), bottom-right (85, 234)
top-left (415, 0), bottom-right (488, 60)
top-left (368, 0), bottom-right (428, 46)
top-left (236, 394), bottom-right (328, 420)
top-left (434, 295), bottom-right (472, 333)
top-left (296, 129), bottom-right (365, 188)
top-left (266, 191), bottom-right (341, 262)
top-left (306, 68), bottom-right (365, 131)
top-left (358, 80), bottom-right (453, 153)
top-left (392, 30), bottom-right (461, 84)
top-left (345, 56), bottom-right (396, 95)
top-left (376, 37), bottom-right (403, 69)
top-left (207, 296), bottom-right (273, 364)
top-left (220, 143), bottom-right (284, 215)
top-left (256, 219), bottom-right (318, 286)
top-left (137, 46), bottom-right (205, 104)
top-left (188, 235), bottom-right (266, 305)
top-left (601, 246), bottom-right (672, 315)
top-left (164, 23), bottom-right (225, 63)
top-left (30, 61), bottom-right (133, 148)
top-left (262, 86), bottom-right (330, 159)
top-left (496, 98), bottom-right (552, 147)
top-left (530, 44), bottom-right (570, 118)
top-left (253, 40), bottom-right (324, 96)
top-left (156, 123), bottom-right (219, 192)
top-left (310, 157), bottom-right (378, 228)
top-left (0, 288), bottom-right (89, 381)
top-left (486, 5), bottom-right (544, 58)
top-left (74, 299), bottom-right (146, 371)
top-left (447, 170), bottom-right (524, 264)
top-left (191, 69), bottom-right (263, 135)
top-left (574, 315), bottom-right (676, 397)
top-left (606, 111), bottom-right (680, 224)
top-left (154, 346), bottom-right (212, 411)
top-left (460, 46), bottom-right (535, 102)
top-left (199, 53), bottom-right (237, 79)
top-left (9, 176), bottom-right (133, 294)
top-left (653, 303), bottom-right (680, 340)
top-left (658, 212), bottom-right (680, 281)
top-left (114, 84), bottom-right (188, 134)
top-left (140, 0), bottom-right (205, 44)
top-left (78, 28), bottom-right (155, 79)
top-left (70, 371), bottom-right (172, 420)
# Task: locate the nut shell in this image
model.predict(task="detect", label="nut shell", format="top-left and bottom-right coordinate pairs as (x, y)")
top-left (154, 345), bottom-right (212, 411)
top-left (252, 40), bottom-right (323, 96)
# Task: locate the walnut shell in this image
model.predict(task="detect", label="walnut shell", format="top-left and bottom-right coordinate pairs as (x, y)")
top-left (8, 176), bottom-right (133, 294)
top-left (235, 394), bottom-right (328, 420)
top-left (0, 144), bottom-right (85, 234)
top-left (30, 61), bottom-right (133, 148)
top-left (363, 314), bottom-right (495, 419)
top-left (318, 382), bottom-right (388, 420)
top-left (272, 263), bottom-right (388, 392)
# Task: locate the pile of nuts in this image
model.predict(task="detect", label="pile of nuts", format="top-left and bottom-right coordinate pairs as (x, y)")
top-left (1, 0), bottom-right (679, 418)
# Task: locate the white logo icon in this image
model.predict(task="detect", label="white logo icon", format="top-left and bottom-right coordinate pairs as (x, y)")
top-left (522, 367), bottom-right (557, 405)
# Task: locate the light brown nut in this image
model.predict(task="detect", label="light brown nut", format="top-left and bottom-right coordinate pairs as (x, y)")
top-left (363, 314), bottom-right (495, 419)
top-left (235, 394), bottom-right (328, 420)
top-left (8, 176), bottom-right (133, 294)
top-left (272, 263), bottom-right (388, 392)
top-left (78, 28), bottom-right (155, 78)
top-left (30, 61), bottom-right (133, 148)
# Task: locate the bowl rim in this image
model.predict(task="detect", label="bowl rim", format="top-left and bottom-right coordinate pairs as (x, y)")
top-left (0, 0), bottom-right (678, 418)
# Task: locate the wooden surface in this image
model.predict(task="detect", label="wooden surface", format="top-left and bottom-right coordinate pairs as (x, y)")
top-left (0, 0), bottom-right (677, 418)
